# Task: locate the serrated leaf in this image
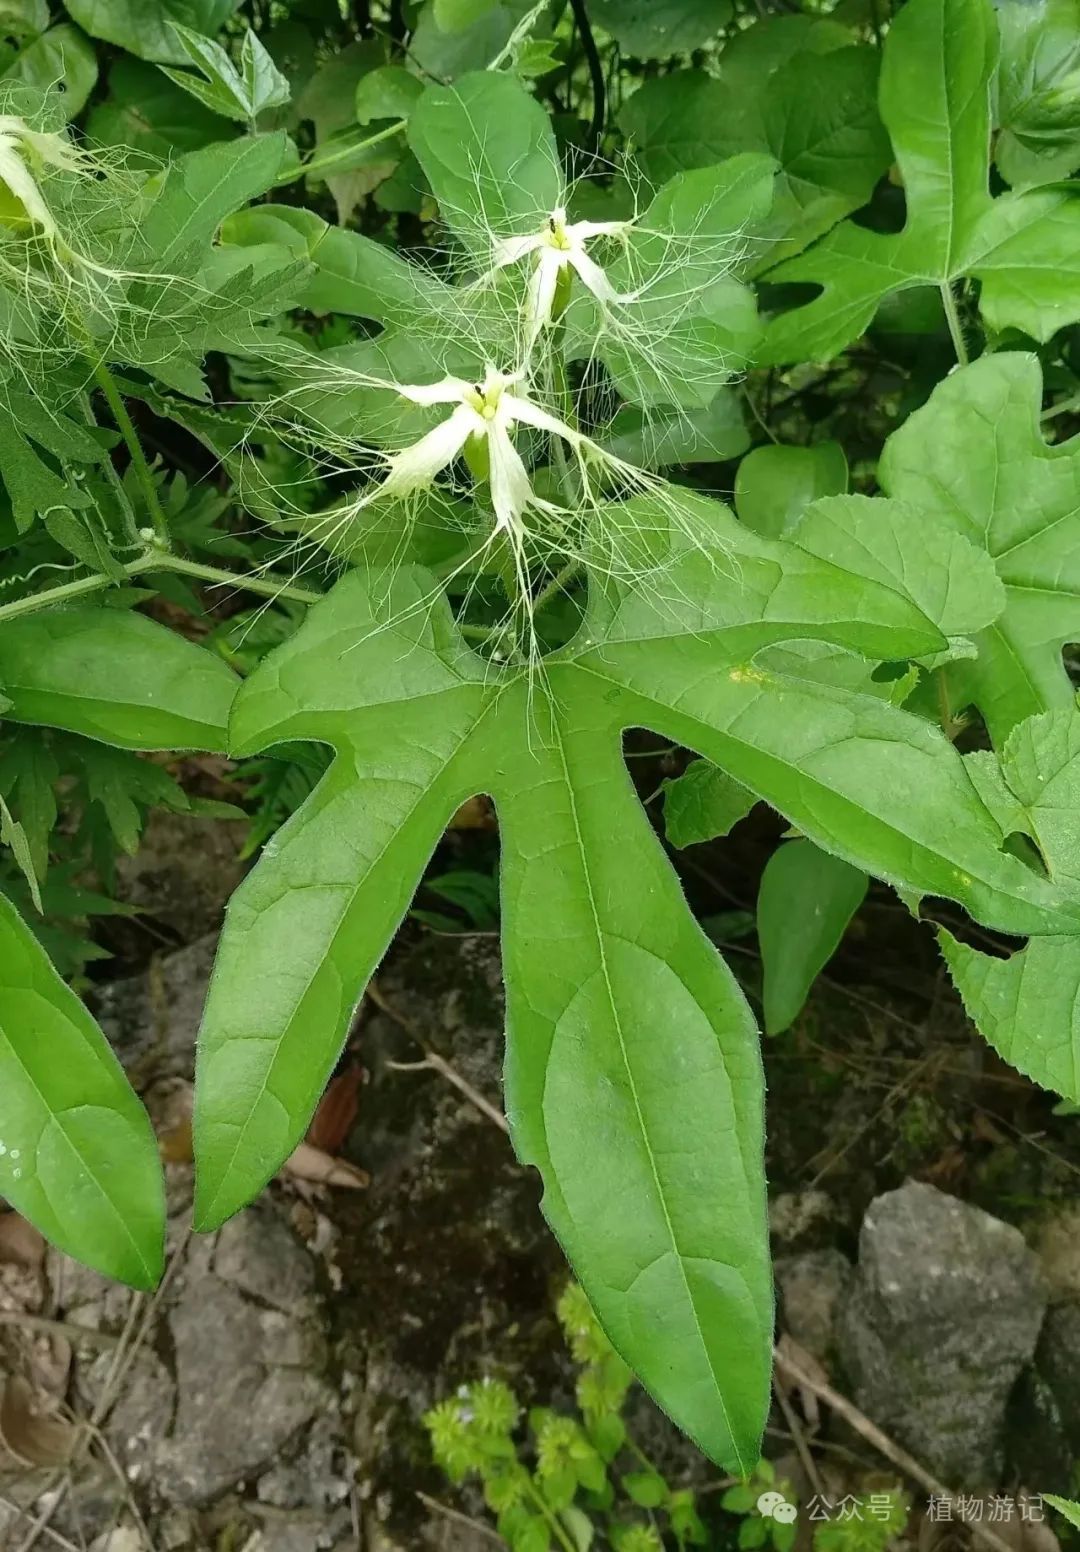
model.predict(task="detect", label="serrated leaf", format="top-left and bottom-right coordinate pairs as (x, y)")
top-left (0, 729), bottom-right (57, 881)
top-left (0, 890), bottom-right (164, 1287)
top-left (663, 759), bottom-right (755, 848)
top-left (761, 0), bottom-right (1080, 364)
top-left (878, 352), bottom-right (1080, 740)
top-left (758, 839), bottom-right (868, 1034)
top-left (620, 37), bottom-right (890, 267)
top-left (940, 708), bottom-right (1080, 1102)
top-left (408, 70), bottom-right (561, 257)
top-left (1045, 1497), bottom-right (1080, 1531)
top-left (735, 443), bottom-right (847, 540)
top-left (0, 607), bottom-right (238, 750)
top-left (0, 795), bottom-right (42, 913)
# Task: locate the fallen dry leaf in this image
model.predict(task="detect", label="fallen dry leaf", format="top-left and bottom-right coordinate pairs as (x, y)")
top-left (0, 1214), bottom-right (45, 1270)
top-left (0, 1374), bottom-right (77, 1467)
top-left (306, 1066), bottom-right (364, 1154)
top-left (282, 1142), bottom-right (369, 1191)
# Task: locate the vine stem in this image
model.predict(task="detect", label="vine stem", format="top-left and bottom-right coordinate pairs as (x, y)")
top-left (91, 360), bottom-right (170, 544)
top-left (939, 282), bottom-right (969, 368)
top-left (0, 552), bottom-right (323, 626)
top-left (276, 120), bottom-right (406, 186)
top-left (531, 558), bottom-right (583, 617)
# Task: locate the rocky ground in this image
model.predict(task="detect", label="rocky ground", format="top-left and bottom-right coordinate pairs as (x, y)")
top-left (2, 814), bottom-right (1080, 1551)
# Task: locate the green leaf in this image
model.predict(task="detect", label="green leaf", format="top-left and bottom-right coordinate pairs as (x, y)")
top-left (570, 154), bottom-right (772, 410)
top-left (220, 204), bottom-right (452, 326)
top-left (878, 352), bottom-right (1080, 741)
top-left (758, 840), bottom-right (868, 1034)
top-left (137, 132), bottom-right (289, 268)
top-left (191, 490), bottom-right (1078, 1472)
top-left (790, 493), bottom-right (1006, 653)
top-left (434, 0), bottom-right (500, 31)
top-left (942, 931), bottom-right (1080, 1101)
top-left (0, 607), bottom-right (239, 750)
top-left (995, 0), bottom-right (1080, 189)
top-left (940, 707), bottom-right (1080, 1102)
top-left (354, 64), bottom-right (424, 125)
top-left (159, 25), bottom-right (289, 123)
top-left (761, 0), bottom-right (1080, 364)
top-left (408, 70), bottom-right (561, 256)
top-left (663, 760), bottom-right (755, 848)
top-left (410, 0), bottom-right (540, 79)
top-left (0, 794), bottom-right (42, 913)
top-left (62, 0), bottom-right (239, 64)
top-left (604, 393), bottom-right (750, 468)
top-left (623, 1471), bottom-right (670, 1508)
top-left (735, 443), bottom-right (847, 540)
top-left (621, 37), bottom-right (890, 267)
top-left (590, 0), bottom-right (730, 58)
top-left (293, 40), bottom-right (398, 222)
top-left (1045, 1497), bottom-right (1080, 1531)
top-left (0, 728), bottom-right (57, 881)
top-left (1, 22), bottom-right (97, 116)
top-left (0, 890), bottom-right (164, 1287)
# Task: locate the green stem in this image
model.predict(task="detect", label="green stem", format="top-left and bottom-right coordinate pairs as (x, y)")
top-left (531, 558), bottom-right (583, 618)
top-left (524, 1483), bottom-right (577, 1552)
top-left (0, 553), bottom-right (323, 626)
top-left (276, 120), bottom-right (406, 186)
top-left (79, 391), bottom-right (140, 547)
top-left (91, 360), bottom-right (170, 543)
top-left (1042, 389), bottom-right (1080, 423)
top-left (940, 282), bottom-right (969, 368)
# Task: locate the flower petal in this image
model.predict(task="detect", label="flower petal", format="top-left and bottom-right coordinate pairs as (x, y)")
top-left (524, 247), bottom-right (563, 352)
top-left (395, 377), bottom-right (472, 407)
top-left (567, 246), bottom-right (622, 307)
top-left (486, 422), bottom-right (537, 536)
top-left (381, 403), bottom-right (478, 494)
top-left (502, 392), bottom-right (584, 449)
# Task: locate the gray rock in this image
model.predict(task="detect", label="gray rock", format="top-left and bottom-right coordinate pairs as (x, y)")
top-left (215, 1200), bottom-right (318, 1317)
top-left (155, 1273), bottom-right (332, 1505)
top-left (1026, 1302), bottom-right (1080, 1451)
top-left (87, 934), bottom-right (218, 1088)
top-left (1033, 1202), bottom-right (1080, 1304)
top-left (839, 1180), bottom-right (1046, 1487)
top-left (775, 1249), bottom-right (852, 1360)
top-left (769, 1190), bottom-right (837, 1251)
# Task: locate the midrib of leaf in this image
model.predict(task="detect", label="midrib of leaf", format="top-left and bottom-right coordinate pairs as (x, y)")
top-left (0, 1019), bottom-right (155, 1285)
top-left (545, 701), bottom-right (748, 1474)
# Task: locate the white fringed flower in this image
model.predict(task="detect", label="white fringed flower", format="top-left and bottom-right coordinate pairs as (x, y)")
top-left (367, 367), bottom-right (579, 540)
top-left (490, 207), bottom-right (633, 353)
top-left (0, 116), bottom-right (86, 240)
